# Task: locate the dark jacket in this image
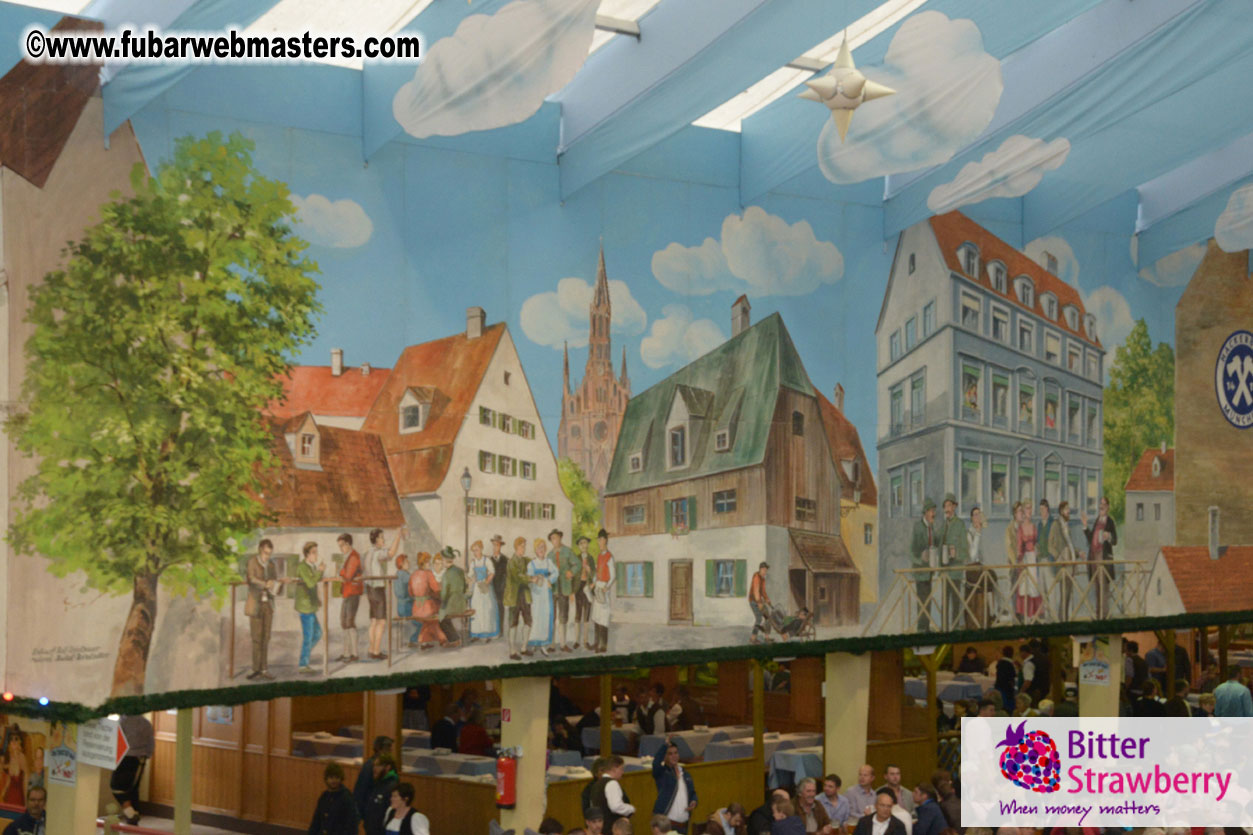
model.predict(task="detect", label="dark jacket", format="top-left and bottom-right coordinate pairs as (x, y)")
top-left (353, 758), bottom-right (377, 816)
top-left (915, 799), bottom-right (947, 835)
top-left (1027, 652), bottom-right (1051, 699)
top-left (995, 657), bottom-right (1017, 691)
top-left (852, 814), bottom-right (908, 835)
top-left (363, 771), bottom-right (400, 835)
top-left (747, 804), bottom-right (775, 835)
top-left (1082, 515), bottom-right (1118, 562)
top-left (431, 717), bottom-right (458, 751)
top-left (3, 812), bottom-right (45, 835)
top-left (939, 793), bottom-right (961, 831)
top-left (1133, 696), bottom-right (1166, 718)
top-left (771, 817), bottom-right (806, 835)
top-left (589, 776), bottom-right (632, 827)
top-left (651, 746), bottom-right (698, 817)
top-left (309, 786), bottom-right (358, 835)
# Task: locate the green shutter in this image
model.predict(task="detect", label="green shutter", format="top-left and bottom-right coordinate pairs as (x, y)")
top-left (644, 563), bottom-right (654, 598)
top-left (705, 560), bottom-right (716, 596)
top-left (733, 560), bottom-right (748, 597)
top-left (687, 496), bottom-right (697, 530)
top-left (616, 561), bottom-right (627, 593)
top-left (664, 500), bottom-right (673, 533)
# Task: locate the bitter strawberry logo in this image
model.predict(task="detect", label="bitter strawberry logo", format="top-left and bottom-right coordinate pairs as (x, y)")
top-left (997, 721), bottom-right (1061, 793)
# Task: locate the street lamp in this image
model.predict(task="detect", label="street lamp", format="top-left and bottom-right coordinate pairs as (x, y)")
top-left (461, 467), bottom-right (472, 571)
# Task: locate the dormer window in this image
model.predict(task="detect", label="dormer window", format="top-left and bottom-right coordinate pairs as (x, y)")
top-left (987, 261), bottom-right (1007, 293)
top-left (959, 244), bottom-right (979, 276)
top-left (1063, 305), bottom-right (1079, 331)
top-left (630, 453), bottom-right (643, 473)
top-left (402, 404), bottom-right (424, 430)
top-left (299, 433), bottom-right (316, 458)
top-left (908, 253), bottom-right (916, 274)
top-left (1084, 314), bottom-right (1098, 340)
top-left (289, 415), bottom-right (321, 470)
top-left (1014, 276), bottom-right (1034, 308)
top-left (1152, 457), bottom-right (1162, 478)
top-left (715, 429), bottom-right (730, 451)
top-left (792, 411), bottom-right (805, 436)
top-left (669, 426), bottom-right (687, 468)
top-left (399, 387), bottom-right (433, 434)
top-left (1041, 293), bottom-right (1058, 321)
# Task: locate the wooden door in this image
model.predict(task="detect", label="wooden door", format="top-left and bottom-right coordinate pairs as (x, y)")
top-left (815, 574), bottom-right (837, 626)
top-left (670, 560), bottom-right (692, 621)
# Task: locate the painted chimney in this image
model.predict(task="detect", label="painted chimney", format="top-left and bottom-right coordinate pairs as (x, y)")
top-left (1209, 507), bottom-right (1220, 560)
top-left (467, 306), bottom-right (486, 339)
top-left (834, 383), bottom-right (845, 411)
top-left (331, 348), bottom-right (344, 377)
top-left (361, 363), bottom-right (371, 376)
top-left (731, 295), bottom-right (751, 337)
top-left (1043, 251), bottom-right (1059, 275)
top-left (1160, 440), bottom-right (1167, 455)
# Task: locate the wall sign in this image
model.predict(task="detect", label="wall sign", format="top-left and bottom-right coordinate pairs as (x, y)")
top-left (1216, 329), bottom-right (1253, 428)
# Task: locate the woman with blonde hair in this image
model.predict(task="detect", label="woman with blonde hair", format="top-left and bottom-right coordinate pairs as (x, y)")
top-left (528, 538), bottom-right (558, 655)
top-left (468, 540), bottom-right (499, 642)
top-left (1016, 503), bottom-right (1042, 619)
top-left (407, 552), bottom-right (446, 649)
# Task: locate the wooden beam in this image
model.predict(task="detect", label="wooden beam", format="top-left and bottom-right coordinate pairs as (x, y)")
top-left (600, 675), bottom-right (613, 757)
top-left (1161, 630), bottom-right (1177, 700)
top-left (1049, 637), bottom-right (1066, 703)
top-left (917, 646), bottom-right (947, 777)
top-left (753, 660), bottom-right (765, 764)
top-left (1220, 625), bottom-right (1231, 676)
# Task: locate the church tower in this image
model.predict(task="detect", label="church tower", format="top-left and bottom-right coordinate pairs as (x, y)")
top-left (558, 248), bottom-right (632, 495)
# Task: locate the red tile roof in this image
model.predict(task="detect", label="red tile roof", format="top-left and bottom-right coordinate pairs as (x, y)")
top-left (816, 392), bottom-right (877, 507)
top-left (1160, 546), bottom-right (1253, 614)
top-left (261, 415), bottom-right (404, 529)
top-left (928, 211), bottom-right (1100, 348)
top-left (1125, 447), bottom-right (1174, 493)
top-left (361, 323), bottom-right (506, 495)
top-left (268, 364), bottom-right (392, 420)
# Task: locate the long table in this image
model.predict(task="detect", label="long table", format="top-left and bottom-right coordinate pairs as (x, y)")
top-left (903, 678), bottom-right (985, 702)
top-left (409, 751), bottom-right (496, 777)
top-left (580, 723), bottom-right (640, 755)
top-left (636, 724), bottom-right (754, 761)
top-left (768, 745), bottom-right (824, 788)
top-left (703, 732), bottom-right (823, 762)
top-left (582, 754), bottom-right (652, 774)
top-left (337, 725), bottom-right (432, 749)
top-left (291, 733), bottom-right (363, 759)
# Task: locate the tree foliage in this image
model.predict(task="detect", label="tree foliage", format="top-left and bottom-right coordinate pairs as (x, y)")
top-left (1102, 319), bottom-right (1174, 524)
top-left (557, 457), bottom-right (602, 542)
top-left (5, 132), bottom-right (321, 695)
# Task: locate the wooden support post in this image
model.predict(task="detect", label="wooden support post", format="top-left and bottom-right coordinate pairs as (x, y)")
top-left (1049, 636), bottom-right (1066, 703)
top-left (174, 708), bottom-right (194, 835)
top-left (45, 731), bottom-right (102, 835)
top-left (1159, 630), bottom-right (1177, 700)
top-left (1200, 626), bottom-right (1210, 671)
top-left (499, 677), bottom-right (550, 832)
top-left (823, 652), bottom-right (870, 792)
top-left (917, 646), bottom-right (948, 777)
top-left (1079, 636), bottom-right (1122, 717)
top-left (752, 660), bottom-right (765, 765)
top-left (1219, 625), bottom-right (1230, 677)
top-left (600, 674), bottom-right (613, 756)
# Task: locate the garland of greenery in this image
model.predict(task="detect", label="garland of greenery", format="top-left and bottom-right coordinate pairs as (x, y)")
top-left (5, 609), bottom-right (1248, 723)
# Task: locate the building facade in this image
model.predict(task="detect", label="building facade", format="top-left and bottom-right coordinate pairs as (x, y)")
top-left (603, 299), bottom-right (859, 629)
top-left (558, 249), bottom-right (631, 494)
top-left (817, 386), bottom-right (880, 605)
top-left (876, 212), bottom-right (1105, 603)
top-left (1122, 445), bottom-right (1175, 562)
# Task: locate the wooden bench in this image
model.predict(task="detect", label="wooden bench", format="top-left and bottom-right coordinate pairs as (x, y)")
top-left (390, 610), bottom-right (476, 654)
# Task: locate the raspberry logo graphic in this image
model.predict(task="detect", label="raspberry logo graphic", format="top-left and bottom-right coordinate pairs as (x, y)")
top-left (997, 721), bottom-right (1061, 793)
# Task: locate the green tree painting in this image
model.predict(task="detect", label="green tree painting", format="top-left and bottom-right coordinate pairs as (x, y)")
top-left (5, 133), bottom-right (321, 697)
top-left (558, 457), bottom-right (602, 542)
top-left (1102, 319), bottom-right (1175, 524)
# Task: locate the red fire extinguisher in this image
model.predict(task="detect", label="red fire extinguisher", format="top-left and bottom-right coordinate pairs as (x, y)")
top-left (496, 747), bottom-right (518, 809)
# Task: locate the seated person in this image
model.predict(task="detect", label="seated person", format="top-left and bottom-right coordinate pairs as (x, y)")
top-left (777, 608), bottom-right (814, 640)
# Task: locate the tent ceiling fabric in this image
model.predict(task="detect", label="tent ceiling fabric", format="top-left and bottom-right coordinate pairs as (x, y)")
top-left (11, 0), bottom-right (1244, 263)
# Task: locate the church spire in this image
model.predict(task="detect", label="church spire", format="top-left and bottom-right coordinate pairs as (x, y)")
top-left (563, 341), bottom-right (571, 393)
top-left (587, 246), bottom-right (612, 376)
top-left (620, 345), bottom-right (629, 387)
top-left (593, 245), bottom-right (610, 309)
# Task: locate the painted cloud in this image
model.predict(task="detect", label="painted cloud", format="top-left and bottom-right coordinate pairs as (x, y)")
top-left (1083, 286), bottom-right (1134, 364)
top-left (651, 206), bottom-right (843, 297)
top-left (1137, 241), bottom-right (1206, 287)
top-left (640, 305), bottom-right (725, 370)
top-left (818, 11), bottom-right (1003, 185)
top-left (520, 275), bottom-right (647, 350)
top-left (1215, 182), bottom-right (1253, 253)
top-left (927, 136), bottom-right (1070, 213)
top-left (393, 0), bottom-right (599, 139)
top-left (289, 194), bottom-right (373, 248)
top-left (1024, 235), bottom-right (1079, 287)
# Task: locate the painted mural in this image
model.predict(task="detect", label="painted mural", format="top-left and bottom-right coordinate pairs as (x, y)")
top-left (3, 1), bottom-right (1253, 709)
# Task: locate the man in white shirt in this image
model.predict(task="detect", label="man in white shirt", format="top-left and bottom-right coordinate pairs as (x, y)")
top-left (1018, 646), bottom-right (1036, 697)
top-left (651, 742), bottom-right (697, 832)
top-left (363, 528), bottom-right (399, 660)
top-left (591, 757), bottom-right (635, 829)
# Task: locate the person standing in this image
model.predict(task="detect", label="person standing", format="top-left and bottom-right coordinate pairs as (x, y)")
top-left (294, 541), bottom-right (326, 674)
top-left (1214, 666), bottom-right (1253, 717)
top-left (749, 562), bottom-right (772, 644)
top-left (589, 757), bottom-right (635, 830)
top-left (245, 538), bottom-right (281, 680)
top-left (362, 754), bottom-right (401, 835)
top-left (489, 534), bottom-right (509, 639)
top-left (938, 494), bottom-right (968, 630)
top-left (111, 715), bottom-right (153, 825)
top-left (910, 499), bottom-right (939, 631)
top-left (652, 741), bottom-right (698, 833)
top-left (364, 529), bottom-right (403, 660)
top-left (552, 529), bottom-right (579, 652)
top-left (408, 553), bottom-right (446, 649)
top-left (3, 787), bottom-right (45, 835)
top-left (592, 529), bottom-right (616, 654)
top-left (529, 538), bottom-right (558, 655)
top-left (965, 507), bottom-right (991, 629)
top-left (467, 540), bottom-right (499, 643)
top-left (308, 762), bottom-right (358, 835)
top-left (382, 783), bottom-right (430, 835)
top-left (1047, 501), bottom-right (1078, 621)
top-left (1080, 496), bottom-right (1117, 620)
top-left (353, 736), bottom-right (394, 818)
top-left (393, 553), bottom-right (413, 629)
top-left (337, 533), bottom-right (364, 663)
top-left (435, 548), bottom-right (467, 648)
top-left (504, 537), bottom-right (535, 660)
top-left (1036, 500), bottom-right (1054, 616)
top-left (1014, 503), bottom-right (1042, 620)
top-left (574, 536), bottom-right (596, 650)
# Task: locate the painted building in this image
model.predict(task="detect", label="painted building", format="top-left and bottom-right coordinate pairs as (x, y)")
top-left (1122, 444), bottom-right (1174, 562)
top-left (1174, 242), bottom-right (1253, 547)
top-left (1146, 542), bottom-right (1253, 618)
top-left (558, 249), bottom-right (631, 494)
top-left (876, 212), bottom-right (1105, 602)
top-left (268, 351), bottom-right (391, 430)
top-left (817, 386), bottom-right (880, 605)
top-left (603, 299), bottom-right (859, 629)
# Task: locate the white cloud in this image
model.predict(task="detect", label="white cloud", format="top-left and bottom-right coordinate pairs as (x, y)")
top-left (817, 11), bottom-right (1003, 185)
top-left (1024, 235), bottom-right (1079, 287)
top-left (1138, 242), bottom-right (1206, 287)
top-left (1215, 182), bottom-right (1253, 253)
top-left (289, 194), bottom-right (373, 248)
top-left (1083, 286), bottom-right (1134, 361)
top-left (927, 135), bottom-right (1069, 213)
top-left (519, 276), bottom-right (646, 349)
top-left (392, 0), bottom-right (598, 139)
top-left (639, 305), bottom-right (724, 369)
top-left (651, 206), bottom-right (843, 297)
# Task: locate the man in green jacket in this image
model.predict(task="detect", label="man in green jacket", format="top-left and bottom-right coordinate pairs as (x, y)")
top-left (435, 547), bottom-right (468, 649)
top-left (938, 493), bottom-right (970, 630)
top-left (551, 528), bottom-right (579, 652)
top-left (910, 498), bottom-right (938, 632)
top-left (503, 537), bottom-right (534, 660)
top-left (295, 541), bottom-right (325, 674)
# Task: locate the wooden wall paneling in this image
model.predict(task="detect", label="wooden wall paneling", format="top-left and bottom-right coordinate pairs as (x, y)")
top-left (189, 743), bottom-right (239, 816)
top-left (713, 660), bottom-right (748, 725)
top-left (789, 657), bottom-right (824, 728)
top-left (607, 467), bottom-right (761, 537)
top-left (865, 737), bottom-right (932, 790)
top-left (149, 738), bottom-right (175, 806)
top-left (868, 651), bottom-right (904, 740)
top-left (291, 691), bottom-right (363, 734)
top-left (269, 698), bottom-right (292, 754)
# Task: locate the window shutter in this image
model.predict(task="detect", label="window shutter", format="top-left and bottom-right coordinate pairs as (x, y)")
top-left (644, 563), bottom-right (654, 598)
top-left (616, 561), bottom-right (626, 592)
top-left (665, 500), bottom-right (673, 533)
top-left (705, 560), bottom-right (716, 596)
top-left (687, 496), bottom-right (697, 530)
top-left (734, 560), bottom-right (748, 597)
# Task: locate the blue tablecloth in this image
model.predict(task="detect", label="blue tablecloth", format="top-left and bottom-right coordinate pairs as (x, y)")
top-left (410, 753), bottom-right (497, 777)
top-left (582, 755), bottom-right (650, 773)
top-left (581, 726), bottom-right (633, 754)
top-left (549, 749), bottom-right (583, 767)
top-left (768, 748), bottom-right (824, 789)
top-left (703, 740), bottom-right (754, 762)
top-left (904, 678), bottom-right (984, 702)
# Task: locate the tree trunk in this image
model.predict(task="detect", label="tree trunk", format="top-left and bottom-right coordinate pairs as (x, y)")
top-left (111, 572), bottom-right (159, 698)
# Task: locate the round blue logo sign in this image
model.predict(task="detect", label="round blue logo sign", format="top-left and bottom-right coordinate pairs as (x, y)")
top-left (1216, 330), bottom-right (1253, 429)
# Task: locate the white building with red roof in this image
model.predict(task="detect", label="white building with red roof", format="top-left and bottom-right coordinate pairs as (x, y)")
top-left (1122, 443), bottom-right (1175, 561)
top-left (875, 211), bottom-right (1105, 620)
